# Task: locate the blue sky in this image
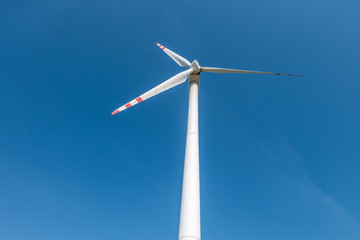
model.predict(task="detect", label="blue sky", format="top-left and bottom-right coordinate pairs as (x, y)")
top-left (1, 0), bottom-right (360, 239)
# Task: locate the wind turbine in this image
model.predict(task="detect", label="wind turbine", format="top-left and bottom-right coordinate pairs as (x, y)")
top-left (112, 43), bottom-right (303, 240)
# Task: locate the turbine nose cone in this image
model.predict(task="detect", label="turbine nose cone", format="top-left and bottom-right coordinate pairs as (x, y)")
top-left (191, 60), bottom-right (201, 74)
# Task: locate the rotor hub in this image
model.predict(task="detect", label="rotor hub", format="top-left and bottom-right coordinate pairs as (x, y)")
top-left (191, 60), bottom-right (201, 74)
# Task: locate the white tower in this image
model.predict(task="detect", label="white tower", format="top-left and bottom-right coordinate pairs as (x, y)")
top-left (179, 74), bottom-right (201, 240)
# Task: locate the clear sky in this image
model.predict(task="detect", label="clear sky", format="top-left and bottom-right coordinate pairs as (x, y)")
top-left (1, 0), bottom-right (360, 239)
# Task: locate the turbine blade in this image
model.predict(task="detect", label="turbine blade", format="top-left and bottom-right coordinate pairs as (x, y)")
top-left (201, 67), bottom-right (304, 77)
top-left (112, 69), bottom-right (193, 115)
top-left (156, 43), bottom-right (191, 68)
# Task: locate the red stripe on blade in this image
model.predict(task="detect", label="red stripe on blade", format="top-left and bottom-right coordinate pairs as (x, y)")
top-left (125, 103), bottom-right (131, 108)
top-left (112, 109), bottom-right (120, 115)
top-left (136, 97), bottom-right (143, 103)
